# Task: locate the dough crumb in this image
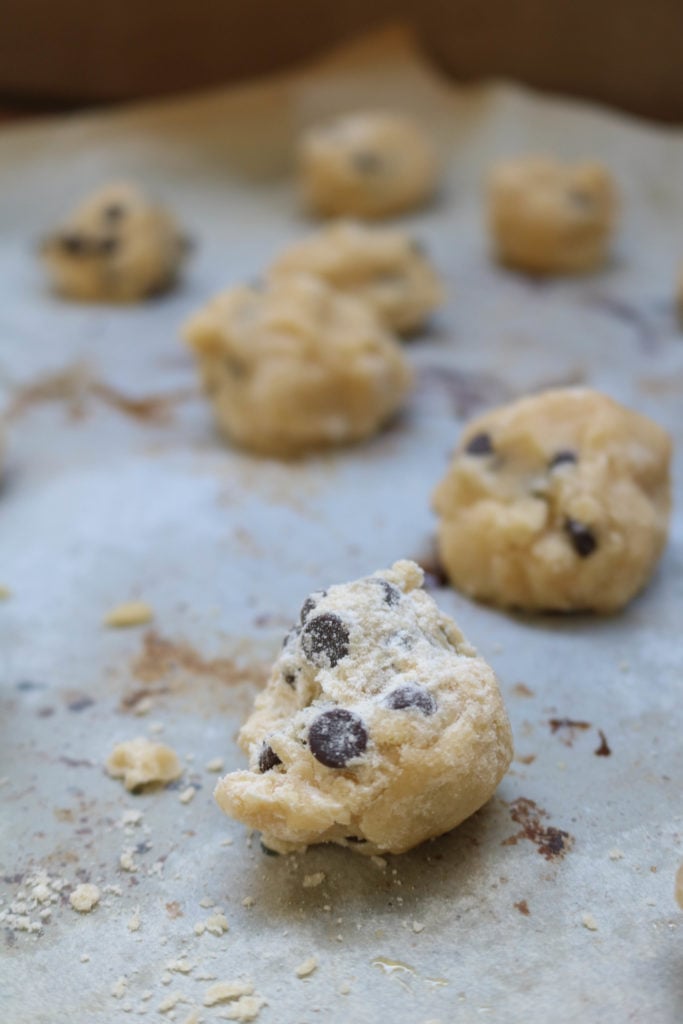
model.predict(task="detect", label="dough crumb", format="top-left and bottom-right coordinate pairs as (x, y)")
top-left (581, 912), bottom-right (599, 931)
top-left (295, 957), bottom-right (318, 978)
top-left (199, 898), bottom-right (215, 909)
top-left (80, 953), bottom-right (90, 963)
top-left (111, 977), bottom-right (128, 999)
top-left (204, 981), bottom-right (254, 1006)
top-left (127, 907), bottom-right (141, 932)
top-left (217, 994), bottom-right (267, 1022)
top-left (158, 992), bottom-right (187, 1013)
top-left (205, 758), bottom-right (225, 773)
top-left (608, 848), bottom-right (624, 861)
top-left (106, 737), bottom-right (182, 791)
top-left (302, 872), bottom-right (325, 889)
top-left (70, 883), bottom-right (101, 913)
top-left (181, 1011), bottom-right (202, 1024)
top-left (134, 696), bottom-right (155, 716)
top-left (204, 913), bottom-right (229, 936)
top-left (121, 809), bottom-right (143, 827)
top-left (167, 959), bottom-right (194, 974)
top-left (104, 600), bottom-right (154, 628)
top-left (412, 921), bottom-right (425, 933)
top-left (241, 897), bottom-right (253, 908)
top-left (179, 786), bottom-right (196, 805)
top-left (120, 848), bottom-right (138, 872)
top-left (0, 585), bottom-right (11, 599)
top-left (339, 982), bottom-right (351, 995)
top-left (371, 857), bottom-right (388, 870)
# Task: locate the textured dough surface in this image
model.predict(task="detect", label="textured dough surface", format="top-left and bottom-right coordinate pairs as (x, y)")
top-left (106, 737), bottom-right (183, 791)
top-left (214, 560), bottom-right (513, 855)
top-left (488, 156), bottom-right (618, 274)
top-left (41, 182), bottom-right (189, 302)
top-left (269, 220), bottom-right (443, 334)
top-left (299, 112), bottom-right (438, 218)
top-left (184, 273), bottom-right (412, 457)
top-left (433, 388), bottom-right (671, 612)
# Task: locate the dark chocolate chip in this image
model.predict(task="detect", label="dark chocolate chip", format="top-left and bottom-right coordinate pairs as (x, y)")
top-left (384, 683), bottom-right (437, 715)
top-left (549, 450), bottom-right (577, 470)
top-left (367, 578), bottom-right (401, 606)
top-left (283, 673), bottom-right (296, 687)
top-left (58, 233), bottom-right (87, 256)
top-left (102, 202), bottom-right (126, 222)
top-left (260, 841), bottom-right (280, 856)
top-left (352, 150), bottom-right (384, 175)
top-left (308, 708), bottom-right (368, 768)
top-left (564, 517), bottom-right (597, 558)
top-left (300, 591), bottom-right (326, 624)
top-left (97, 236), bottom-right (119, 255)
top-left (345, 835), bottom-right (367, 844)
top-left (258, 744), bottom-right (282, 773)
top-left (465, 432), bottom-right (494, 456)
top-left (301, 613), bottom-right (350, 668)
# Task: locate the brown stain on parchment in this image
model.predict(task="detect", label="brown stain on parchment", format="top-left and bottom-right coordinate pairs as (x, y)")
top-left (502, 797), bottom-right (573, 860)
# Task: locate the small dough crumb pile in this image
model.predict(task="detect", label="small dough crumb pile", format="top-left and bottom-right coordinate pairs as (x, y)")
top-left (487, 156), bottom-right (618, 274)
top-left (69, 883), bottom-right (101, 913)
top-left (41, 182), bottom-right (189, 302)
top-left (184, 273), bottom-right (412, 457)
top-left (106, 737), bottom-right (183, 791)
top-left (299, 112), bottom-right (438, 219)
top-left (214, 560), bottom-right (512, 855)
top-left (433, 388), bottom-right (671, 612)
top-left (269, 221), bottom-right (443, 334)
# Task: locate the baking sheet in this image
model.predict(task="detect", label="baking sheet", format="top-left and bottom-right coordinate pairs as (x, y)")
top-left (1, 25), bottom-right (682, 1024)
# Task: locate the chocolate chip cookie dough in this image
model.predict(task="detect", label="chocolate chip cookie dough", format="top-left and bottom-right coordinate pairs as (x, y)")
top-left (184, 273), bottom-right (412, 457)
top-left (299, 112), bottom-right (438, 219)
top-left (41, 182), bottom-right (189, 302)
top-left (214, 560), bottom-right (513, 855)
top-left (488, 156), bottom-right (618, 274)
top-left (433, 388), bottom-right (671, 612)
top-left (269, 221), bottom-right (443, 334)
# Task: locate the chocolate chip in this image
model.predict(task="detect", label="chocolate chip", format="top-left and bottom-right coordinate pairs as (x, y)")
top-left (283, 673), bottom-right (296, 687)
top-left (344, 835), bottom-right (367, 843)
top-left (465, 432), bottom-right (493, 456)
top-left (300, 591), bottom-right (326, 624)
top-left (564, 517), bottom-right (597, 558)
top-left (549, 450), bottom-right (577, 470)
top-left (384, 683), bottom-right (437, 715)
top-left (258, 744), bottom-right (282, 772)
top-left (308, 708), bottom-right (368, 768)
top-left (368, 578), bottom-right (401, 606)
top-left (102, 202), bottom-right (126, 222)
top-left (352, 150), bottom-right (384, 175)
top-left (301, 613), bottom-right (350, 668)
top-left (58, 233), bottom-right (87, 256)
top-left (260, 841), bottom-right (280, 856)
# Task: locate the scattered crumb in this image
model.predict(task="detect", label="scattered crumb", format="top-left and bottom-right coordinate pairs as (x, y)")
top-left (220, 838), bottom-right (233, 847)
top-left (0, 585), bottom-right (11, 600)
top-left (106, 737), bottom-right (182, 791)
top-left (205, 758), bottom-right (225, 773)
top-left (218, 994), bottom-right (267, 1022)
top-left (80, 953), bottom-right (90, 963)
top-left (70, 883), bottom-right (101, 913)
top-left (339, 983), bottom-right (351, 995)
top-left (194, 922), bottom-right (205, 936)
top-left (149, 721), bottom-right (165, 735)
top-left (121, 809), bottom-right (143, 827)
top-left (302, 872), bottom-right (325, 889)
top-left (120, 848), bottom-right (138, 872)
top-left (161, 972), bottom-right (173, 985)
top-left (204, 981), bottom-right (254, 1006)
top-left (581, 913), bottom-right (598, 931)
top-left (199, 898), bottom-right (215, 909)
top-left (676, 863), bottom-right (683, 910)
top-left (128, 907), bottom-right (141, 932)
top-left (371, 856), bottom-right (387, 870)
top-left (104, 600), bottom-right (154, 628)
top-left (179, 787), bottom-right (196, 805)
top-left (167, 959), bottom-right (193, 974)
top-left (158, 992), bottom-right (187, 1013)
top-left (111, 977), bottom-right (128, 999)
top-left (514, 899), bottom-right (530, 916)
top-left (134, 696), bottom-right (154, 717)
top-left (412, 921), bottom-right (425, 933)
top-left (241, 897), bottom-right (253, 908)
top-left (512, 683), bottom-right (534, 698)
top-left (205, 914), bottom-right (229, 936)
top-left (295, 957), bottom-right (318, 978)
top-left (181, 1011), bottom-right (202, 1024)
top-left (609, 848), bottom-right (624, 861)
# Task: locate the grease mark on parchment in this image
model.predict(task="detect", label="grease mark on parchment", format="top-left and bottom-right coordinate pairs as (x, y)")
top-left (502, 797), bottom-right (573, 860)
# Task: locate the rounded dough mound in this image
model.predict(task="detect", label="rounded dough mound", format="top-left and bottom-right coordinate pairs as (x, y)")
top-left (214, 560), bottom-right (513, 855)
top-left (184, 273), bottom-right (412, 457)
top-left (269, 220), bottom-right (443, 334)
top-left (41, 182), bottom-right (189, 302)
top-left (488, 156), bottom-right (618, 274)
top-left (433, 388), bottom-right (671, 613)
top-left (299, 112), bottom-right (438, 219)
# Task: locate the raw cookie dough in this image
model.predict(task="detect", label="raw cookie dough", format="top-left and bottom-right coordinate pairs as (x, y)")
top-left (214, 560), bottom-right (513, 855)
top-left (106, 737), bottom-right (183, 791)
top-left (269, 220), bottom-right (443, 334)
top-left (41, 182), bottom-right (189, 302)
top-left (184, 273), bottom-right (412, 457)
top-left (433, 388), bottom-right (671, 612)
top-left (487, 156), bottom-right (618, 274)
top-left (299, 112), bottom-right (438, 219)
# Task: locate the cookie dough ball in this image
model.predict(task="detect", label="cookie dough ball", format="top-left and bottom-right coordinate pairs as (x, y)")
top-left (488, 156), bottom-right (618, 274)
top-left (269, 221), bottom-right (443, 334)
top-left (41, 182), bottom-right (189, 302)
top-left (299, 112), bottom-right (438, 219)
top-left (433, 388), bottom-right (671, 613)
top-left (214, 560), bottom-right (513, 855)
top-left (184, 273), bottom-right (412, 457)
